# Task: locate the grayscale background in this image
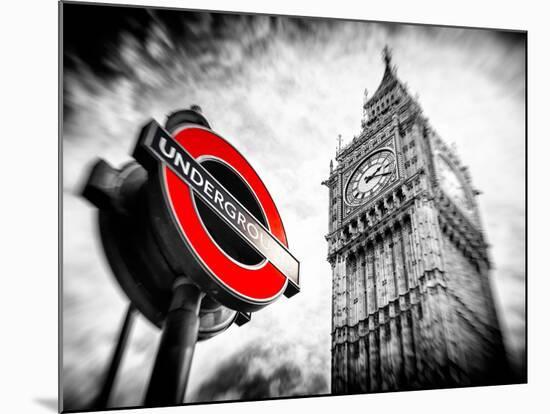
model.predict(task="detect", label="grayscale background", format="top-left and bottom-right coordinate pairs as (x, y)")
top-left (62, 3), bottom-right (525, 410)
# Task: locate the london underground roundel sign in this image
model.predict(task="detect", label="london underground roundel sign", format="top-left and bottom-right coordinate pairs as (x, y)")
top-left (133, 113), bottom-right (300, 312)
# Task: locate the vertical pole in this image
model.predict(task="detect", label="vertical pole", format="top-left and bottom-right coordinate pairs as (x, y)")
top-left (92, 303), bottom-right (136, 409)
top-left (144, 280), bottom-right (204, 407)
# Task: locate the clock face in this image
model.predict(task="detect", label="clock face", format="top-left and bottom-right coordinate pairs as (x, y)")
top-left (435, 154), bottom-right (473, 217)
top-left (345, 150), bottom-right (397, 206)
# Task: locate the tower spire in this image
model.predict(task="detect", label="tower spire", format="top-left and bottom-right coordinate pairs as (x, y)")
top-left (382, 45), bottom-right (392, 67)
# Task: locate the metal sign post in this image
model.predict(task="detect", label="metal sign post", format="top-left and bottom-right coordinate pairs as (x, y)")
top-left (91, 304), bottom-right (135, 410)
top-left (144, 280), bottom-right (204, 406)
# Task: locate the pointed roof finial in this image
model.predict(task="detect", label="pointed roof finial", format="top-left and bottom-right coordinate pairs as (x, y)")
top-left (382, 45), bottom-right (392, 67)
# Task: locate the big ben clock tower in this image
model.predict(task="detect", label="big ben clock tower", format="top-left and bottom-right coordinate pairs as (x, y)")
top-left (323, 47), bottom-right (509, 394)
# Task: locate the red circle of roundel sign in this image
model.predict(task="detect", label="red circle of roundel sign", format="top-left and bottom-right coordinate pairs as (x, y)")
top-left (134, 119), bottom-right (300, 311)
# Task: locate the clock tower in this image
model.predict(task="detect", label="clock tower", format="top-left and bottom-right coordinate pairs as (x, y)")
top-left (323, 47), bottom-right (509, 393)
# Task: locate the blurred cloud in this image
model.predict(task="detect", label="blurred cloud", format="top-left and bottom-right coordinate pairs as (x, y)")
top-left (193, 341), bottom-right (327, 402)
top-left (62, 4), bottom-right (525, 410)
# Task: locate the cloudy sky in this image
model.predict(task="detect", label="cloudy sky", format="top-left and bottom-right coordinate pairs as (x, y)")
top-left (62, 4), bottom-right (525, 410)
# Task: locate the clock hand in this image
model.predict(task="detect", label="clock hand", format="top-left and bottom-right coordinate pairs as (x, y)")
top-left (364, 163), bottom-right (390, 184)
top-left (371, 162), bottom-right (386, 176)
top-left (364, 171), bottom-right (392, 185)
top-left (371, 171), bottom-right (391, 178)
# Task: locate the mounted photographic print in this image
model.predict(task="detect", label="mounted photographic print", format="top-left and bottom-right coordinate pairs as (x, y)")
top-left (60, 1), bottom-right (527, 412)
